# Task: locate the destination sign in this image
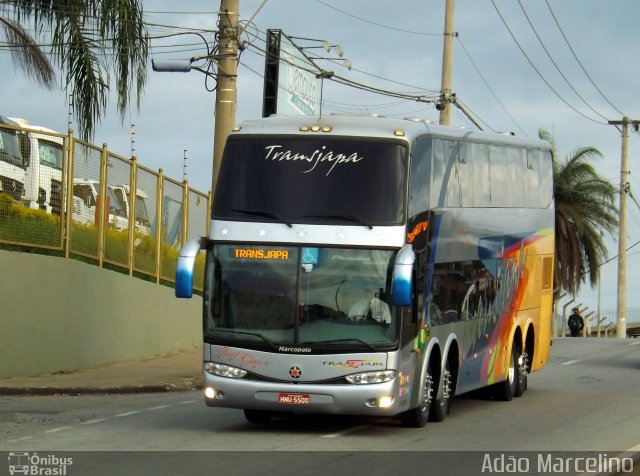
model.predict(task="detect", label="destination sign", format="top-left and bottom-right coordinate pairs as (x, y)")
top-left (234, 248), bottom-right (290, 260)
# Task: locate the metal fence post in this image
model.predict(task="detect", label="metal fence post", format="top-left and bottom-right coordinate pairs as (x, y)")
top-left (206, 191), bottom-right (212, 239)
top-left (181, 179), bottom-right (189, 247)
top-left (155, 168), bottom-right (164, 284)
top-left (97, 144), bottom-right (109, 267)
top-left (128, 157), bottom-right (138, 276)
top-left (64, 129), bottom-right (75, 259)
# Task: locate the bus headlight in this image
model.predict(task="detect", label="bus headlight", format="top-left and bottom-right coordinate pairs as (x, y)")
top-left (345, 370), bottom-right (396, 384)
top-left (204, 362), bottom-right (247, 379)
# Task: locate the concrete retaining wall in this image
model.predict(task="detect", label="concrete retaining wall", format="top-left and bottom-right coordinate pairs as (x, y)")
top-left (0, 249), bottom-right (202, 378)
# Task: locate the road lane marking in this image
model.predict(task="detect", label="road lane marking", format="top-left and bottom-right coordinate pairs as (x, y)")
top-left (321, 425), bottom-right (370, 438)
top-left (560, 359), bottom-right (583, 366)
top-left (80, 418), bottom-right (107, 425)
top-left (44, 426), bottom-right (73, 434)
top-left (6, 436), bottom-right (34, 443)
top-left (115, 411), bottom-right (140, 417)
top-left (148, 405), bottom-right (171, 410)
top-left (629, 341), bottom-right (640, 346)
top-left (178, 400), bottom-right (198, 404)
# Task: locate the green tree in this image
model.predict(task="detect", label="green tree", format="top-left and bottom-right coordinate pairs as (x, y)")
top-left (0, 0), bottom-right (148, 140)
top-left (539, 130), bottom-right (618, 297)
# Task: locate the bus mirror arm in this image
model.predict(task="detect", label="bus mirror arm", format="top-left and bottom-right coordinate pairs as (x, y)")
top-left (175, 237), bottom-right (206, 298)
top-left (392, 244), bottom-right (415, 307)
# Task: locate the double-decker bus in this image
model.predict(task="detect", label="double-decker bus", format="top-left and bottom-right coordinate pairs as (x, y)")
top-left (175, 115), bottom-right (554, 427)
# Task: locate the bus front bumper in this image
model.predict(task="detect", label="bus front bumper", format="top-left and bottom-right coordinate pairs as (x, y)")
top-left (202, 372), bottom-right (408, 416)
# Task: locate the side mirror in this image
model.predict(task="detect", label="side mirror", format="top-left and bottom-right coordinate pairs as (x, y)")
top-left (175, 237), bottom-right (206, 298)
top-left (392, 244), bottom-right (415, 307)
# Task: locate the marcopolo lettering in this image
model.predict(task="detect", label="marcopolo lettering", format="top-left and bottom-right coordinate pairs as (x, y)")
top-left (278, 346), bottom-right (312, 353)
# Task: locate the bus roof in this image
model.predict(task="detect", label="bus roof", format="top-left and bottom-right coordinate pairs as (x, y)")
top-left (232, 114), bottom-right (551, 150)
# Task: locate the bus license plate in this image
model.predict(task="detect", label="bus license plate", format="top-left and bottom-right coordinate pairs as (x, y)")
top-left (278, 393), bottom-right (310, 405)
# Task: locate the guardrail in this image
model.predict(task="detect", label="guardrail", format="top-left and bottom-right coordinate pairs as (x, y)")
top-left (0, 122), bottom-right (209, 290)
top-left (553, 308), bottom-right (640, 338)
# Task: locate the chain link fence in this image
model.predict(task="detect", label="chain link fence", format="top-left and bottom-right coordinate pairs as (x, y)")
top-left (0, 119), bottom-right (209, 291)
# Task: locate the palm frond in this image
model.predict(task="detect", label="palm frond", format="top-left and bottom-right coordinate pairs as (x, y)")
top-left (0, 16), bottom-right (55, 87)
top-left (3, 0), bottom-right (149, 140)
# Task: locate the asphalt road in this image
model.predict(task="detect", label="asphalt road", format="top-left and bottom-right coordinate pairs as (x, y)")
top-left (1, 338), bottom-right (639, 476)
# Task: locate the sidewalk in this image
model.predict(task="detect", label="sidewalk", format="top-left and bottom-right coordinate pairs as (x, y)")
top-left (0, 348), bottom-right (203, 395)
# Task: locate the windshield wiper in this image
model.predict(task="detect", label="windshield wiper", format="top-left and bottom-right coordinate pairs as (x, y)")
top-left (211, 328), bottom-right (279, 351)
top-left (300, 338), bottom-right (379, 352)
top-left (228, 208), bottom-right (292, 228)
top-left (303, 213), bottom-right (373, 229)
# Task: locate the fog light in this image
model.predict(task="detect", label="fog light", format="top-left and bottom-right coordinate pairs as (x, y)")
top-left (204, 387), bottom-right (216, 399)
top-left (378, 396), bottom-right (394, 408)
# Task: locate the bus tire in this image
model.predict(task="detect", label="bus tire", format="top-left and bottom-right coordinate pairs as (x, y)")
top-left (492, 343), bottom-right (519, 401)
top-left (401, 361), bottom-right (435, 428)
top-left (243, 409), bottom-right (272, 423)
top-left (429, 360), bottom-right (452, 422)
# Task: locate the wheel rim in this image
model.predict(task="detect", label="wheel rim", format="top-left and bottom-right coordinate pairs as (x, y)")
top-left (518, 352), bottom-right (528, 386)
top-left (440, 368), bottom-right (452, 412)
top-left (420, 373), bottom-right (434, 415)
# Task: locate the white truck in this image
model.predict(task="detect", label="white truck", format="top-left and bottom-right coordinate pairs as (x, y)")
top-left (0, 116), bottom-right (27, 202)
top-left (72, 179), bottom-right (151, 234)
top-left (8, 117), bottom-right (64, 214)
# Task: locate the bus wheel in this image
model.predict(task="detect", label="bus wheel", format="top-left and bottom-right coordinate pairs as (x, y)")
top-left (430, 361), bottom-right (452, 422)
top-left (244, 409), bottom-right (272, 423)
top-left (515, 351), bottom-right (528, 397)
top-left (401, 361), bottom-right (435, 428)
top-left (492, 344), bottom-right (519, 401)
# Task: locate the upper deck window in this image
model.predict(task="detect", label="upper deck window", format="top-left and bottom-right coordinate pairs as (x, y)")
top-left (213, 135), bottom-right (408, 226)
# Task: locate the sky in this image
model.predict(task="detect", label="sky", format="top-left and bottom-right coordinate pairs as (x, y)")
top-left (1, 0), bottom-right (639, 320)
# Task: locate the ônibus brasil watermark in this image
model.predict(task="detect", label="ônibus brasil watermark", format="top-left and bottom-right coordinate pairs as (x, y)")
top-left (7, 452), bottom-right (73, 475)
top-left (481, 452), bottom-right (634, 473)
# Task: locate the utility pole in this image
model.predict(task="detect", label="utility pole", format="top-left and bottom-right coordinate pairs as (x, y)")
top-left (438, 0), bottom-right (455, 126)
top-left (212, 0), bottom-right (239, 196)
top-left (608, 117), bottom-right (639, 338)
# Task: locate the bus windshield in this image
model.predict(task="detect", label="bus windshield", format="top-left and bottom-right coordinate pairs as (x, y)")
top-left (38, 139), bottom-right (63, 170)
top-left (0, 128), bottom-right (25, 168)
top-left (204, 244), bottom-right (399, 351)
top-left (213, 136), bottom-right (408, 226)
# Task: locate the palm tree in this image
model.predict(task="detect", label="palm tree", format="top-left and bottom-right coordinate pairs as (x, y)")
top-left (539, 130), bottom-right (619, 297)
top-left (0, 1), bottom-right (148, 140)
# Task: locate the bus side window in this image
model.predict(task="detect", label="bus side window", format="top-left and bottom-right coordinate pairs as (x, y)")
top-left (431, 139), bottom-right (460, 208)
top-left (471, 142), bottom-right (491, 207)
top-left (458, 141), bottom-right (474, 207)
top-left (507, 147), bottom-right (525, 208)
top-left (408, 136), bottom-right (431, 218)
top-left (539, 150), bottom-right (553, 208)
top-left (490, 145), bottom-right (508, 207)
top-left (525, 150), bottom-right (541, 207)
top-left (430, 262), bottom-right (464, 324)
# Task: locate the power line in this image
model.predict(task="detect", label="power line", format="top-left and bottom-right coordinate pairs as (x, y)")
top-left (543, 0), bottom-right (626, 118)
top-left (457, 38), bottom-right (525, 136)
top-left (515, 0), bottom-right (610, 123)
top-left (489, 0), bottom-right (607, 125)
top-left (313, 0), bottom-right (440, 37)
